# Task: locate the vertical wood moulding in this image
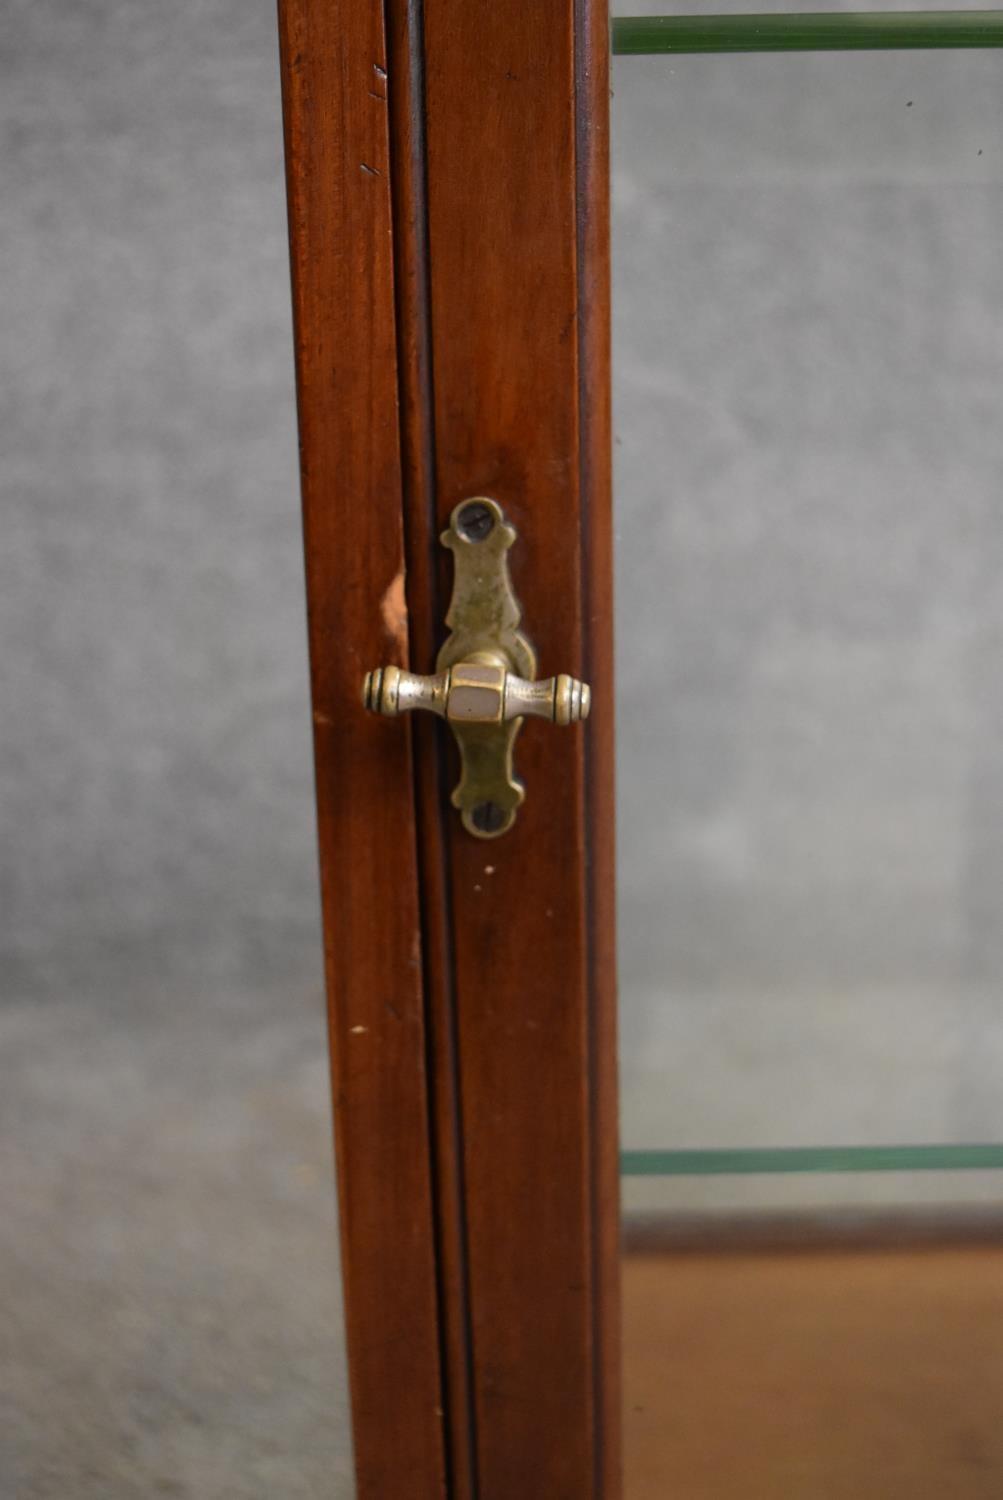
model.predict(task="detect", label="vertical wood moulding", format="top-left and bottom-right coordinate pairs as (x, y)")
top-left (420, 1), bottom-right (621, 1495)
top-left (277, 1), bottom-right (448, 1494)
top-left (575, 2), bottom-right (622, 1493)
top-left (384, 0), bottom-right (480, 1495)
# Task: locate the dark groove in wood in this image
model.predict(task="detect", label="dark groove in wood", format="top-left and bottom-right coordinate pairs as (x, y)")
top-left (384, 2), bottom-right (479, 1495)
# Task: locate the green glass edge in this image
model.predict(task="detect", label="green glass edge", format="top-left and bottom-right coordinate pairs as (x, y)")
top-left (621, 1144), bottom-right (1003, 1175)
top-left (613, 12), bottom-right (1003, 54)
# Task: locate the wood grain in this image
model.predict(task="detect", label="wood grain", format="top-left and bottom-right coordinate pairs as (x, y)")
top-left (418, 2), bottom-right (621, 1495)
top-left (277, 3), bottom-right (446, 1494)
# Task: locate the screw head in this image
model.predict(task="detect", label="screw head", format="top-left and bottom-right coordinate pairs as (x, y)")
top-left (470, 800), bottom-right (507, 834)
top-left (456, 500), bottom-right (495, 543)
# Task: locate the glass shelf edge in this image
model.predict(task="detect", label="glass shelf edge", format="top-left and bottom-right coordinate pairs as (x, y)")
top-left (621, 1145), bottom-right (1003, 1176)
top-left (613, 12), bottom-right (1003, 55)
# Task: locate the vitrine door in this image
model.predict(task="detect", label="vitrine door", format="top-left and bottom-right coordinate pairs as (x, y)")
top-left (279, 2), bottom-right (618, 1497)
top-left (283, 4), bottom-right (1003, 1499)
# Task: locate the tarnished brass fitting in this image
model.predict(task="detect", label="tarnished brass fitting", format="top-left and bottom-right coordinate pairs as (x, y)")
top-left (362, 498), bottom-right (591, 838)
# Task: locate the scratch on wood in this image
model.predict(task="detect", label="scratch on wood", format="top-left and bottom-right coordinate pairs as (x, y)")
top-left (360, 162), bottom-right (380, 177)
top-left (370, 62), bottom-right (387, 101)
top-left (380, 568), bottom-right (408, 652)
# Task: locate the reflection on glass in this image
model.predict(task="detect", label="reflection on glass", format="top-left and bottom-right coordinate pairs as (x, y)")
top-left (614, 44), bottom-right (1003, 1211)
top-left (613, 33), bottom-right (1003, 1500)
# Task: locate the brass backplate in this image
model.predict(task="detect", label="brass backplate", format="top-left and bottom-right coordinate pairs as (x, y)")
top-left (437, 498), bottom-right (536, 838)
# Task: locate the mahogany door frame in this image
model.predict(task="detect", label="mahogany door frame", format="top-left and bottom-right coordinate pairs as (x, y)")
top-left (278, 2), bottom-right (619, 1495)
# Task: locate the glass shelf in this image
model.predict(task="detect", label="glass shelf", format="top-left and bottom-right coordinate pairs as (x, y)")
top-left (622, 1144), bottom-right (1003, 1175)
top-left (613, 11), bottom-right (1003, 55)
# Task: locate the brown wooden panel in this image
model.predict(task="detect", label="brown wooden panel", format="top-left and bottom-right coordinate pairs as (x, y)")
top-left (419, 2), bottom-right (620, 1495)
top-left (277, 4), bottom-right (447, 1495)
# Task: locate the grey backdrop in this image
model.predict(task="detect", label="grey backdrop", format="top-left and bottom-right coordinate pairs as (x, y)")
top-left (3, 2), bottom-right (350, 1495)
top-left (5, 0), bottom-right (1003, 1492)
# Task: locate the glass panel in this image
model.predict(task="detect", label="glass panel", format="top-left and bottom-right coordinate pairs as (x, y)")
top-left (613, 25), bottom-right (1003, 1496)
top-left (3, 5), bottom-right (354, 1493)
top-left (615, 35), bottom-right (1003, 1208)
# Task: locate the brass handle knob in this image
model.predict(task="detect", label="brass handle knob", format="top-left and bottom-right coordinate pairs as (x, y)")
top-left (362, 659), bottom-right (591, 727)
top-left (360, 498), bottom-right (590, 839)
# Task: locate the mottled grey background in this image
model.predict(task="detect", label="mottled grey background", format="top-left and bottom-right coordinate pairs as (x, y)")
top-left (4, 0), bottom-right (1003, 1492)
top-left (2, 2), bottom-right (349, 1495)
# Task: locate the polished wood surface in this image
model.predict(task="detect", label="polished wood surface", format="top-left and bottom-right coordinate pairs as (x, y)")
top-left (625, 1244), bottom-right (1003, 1498)
top-left (280, 0), bottom-right (618, 1492)
top-left (277, 3), bottom-right (446, 1494)
top-left (417, 2), bottom-right (620, 1496)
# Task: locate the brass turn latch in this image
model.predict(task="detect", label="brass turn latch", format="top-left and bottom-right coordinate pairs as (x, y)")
top-left (362, 498), bottom-right (590, 839)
